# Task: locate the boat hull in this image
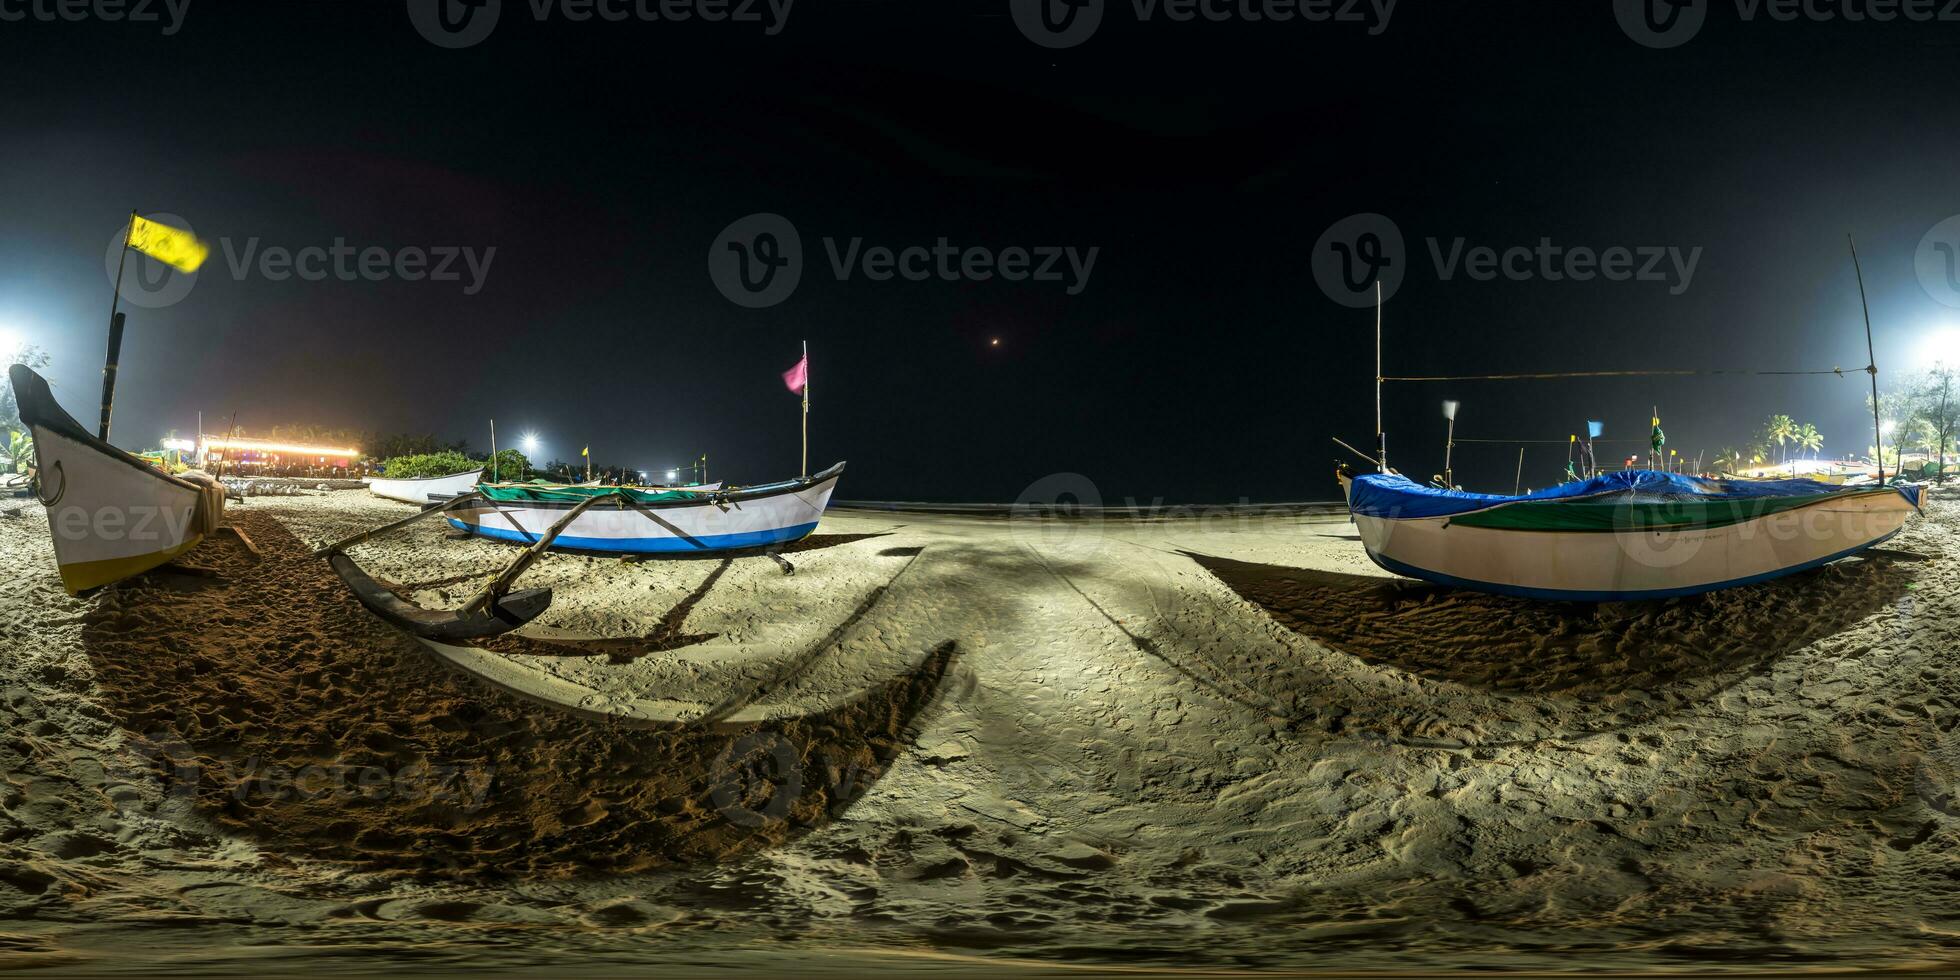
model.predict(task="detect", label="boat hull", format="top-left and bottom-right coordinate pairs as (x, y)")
top-left (448, 467), bottom-right (841, 555)
top-left (12, 366), bottom-right (224, 593)
top-left (365, 469), bottom-right (483, 505)
top-left (1348, 486), bottom-right (1917, 601)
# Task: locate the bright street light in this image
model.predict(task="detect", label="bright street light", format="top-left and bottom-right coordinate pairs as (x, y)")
top-left (666, 469), bottom-right (678, 481)
top-left (1915, 327), bottom-right (1960, 368)
top-left (521, 432), bottom-right (541, 454)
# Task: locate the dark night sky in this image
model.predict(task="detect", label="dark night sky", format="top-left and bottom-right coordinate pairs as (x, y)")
top-left (4, 0), bottom-right (1960, 501)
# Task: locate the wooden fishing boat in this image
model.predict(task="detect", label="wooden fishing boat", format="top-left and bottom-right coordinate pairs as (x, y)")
top-left (365, 468), bottom-right (483, 505)
top-left (10, 364), bottom-right (226, 593)
top-left (1339, 467), bottom-right (1920, 601)
top-left (314, 462), bottom-right (845, 639)
top-left (452, 463), bottom-right (843, 554)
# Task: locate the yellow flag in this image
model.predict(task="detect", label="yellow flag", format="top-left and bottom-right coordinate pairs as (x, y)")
top-left (126, 215), bottom-right (209, 273)
top-left (581, 446), bottom-right (589, 457)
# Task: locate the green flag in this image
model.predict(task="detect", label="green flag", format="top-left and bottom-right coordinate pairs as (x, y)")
top-left (1650, 415), bottom-right (1666, 454)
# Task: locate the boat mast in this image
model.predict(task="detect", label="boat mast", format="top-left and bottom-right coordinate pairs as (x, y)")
top-left (1441, 400), bottom-right (1458, 487)
top-left (99, 209), bottom-right (135, 441)
top-left (801, 339), bottom-right (810, 479)
top-left (1848, 234), bottom-right (1883, 485)
top-left (1375, 281), bottom-right (1386, 473)
top-left (489, 418), bottom-right (498, 482)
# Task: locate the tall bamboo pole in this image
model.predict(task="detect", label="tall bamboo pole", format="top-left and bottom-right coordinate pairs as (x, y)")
top-left (1375, 281), bottom-right (1386, 473)
top-left (801, 339), bottom-right (810, 478)
top-left (1849, 234), bottom-right (1884, 484)
top-left (99, 209), bottom-right (135, 441)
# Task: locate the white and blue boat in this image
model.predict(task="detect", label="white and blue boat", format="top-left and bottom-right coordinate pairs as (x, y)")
top-left (449, 461), bottom-right (844, 554)
top-left (1340, 468), bottom-right (1920, 602)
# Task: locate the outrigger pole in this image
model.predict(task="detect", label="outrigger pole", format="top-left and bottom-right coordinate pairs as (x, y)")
top-left (1848, 234), bottom-right (1884, 485)
top-left (313, 490), bottom-right (553, 640)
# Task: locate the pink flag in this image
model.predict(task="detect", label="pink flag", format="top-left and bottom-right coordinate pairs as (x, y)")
top-left (782, 355), bottom-right (808, 396)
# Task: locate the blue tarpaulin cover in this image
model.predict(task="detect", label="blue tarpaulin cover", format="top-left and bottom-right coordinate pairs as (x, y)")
top-left (1347, 470), bottom-right (1919, 521)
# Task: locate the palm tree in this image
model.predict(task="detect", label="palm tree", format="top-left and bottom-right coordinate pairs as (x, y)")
top-left (1713, 446), bottom-right (1744, 474)
top-left (1796, 422), bottom-right (1823, 459)
top-left (1764, 414), bottom-right (1797, 463)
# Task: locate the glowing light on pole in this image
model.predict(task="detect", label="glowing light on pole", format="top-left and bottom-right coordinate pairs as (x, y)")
top-left (1915, 327), bottom-right (1960, 368)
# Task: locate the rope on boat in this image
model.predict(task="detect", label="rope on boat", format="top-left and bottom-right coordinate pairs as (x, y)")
top-left (1383, 367), bottom-right (1857, 382)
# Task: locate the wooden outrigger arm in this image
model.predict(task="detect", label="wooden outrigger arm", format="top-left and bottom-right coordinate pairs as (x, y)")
top-left (457, 490), bottom-right (623, 618)
top-left (315, 490), bottom-right (555, 641)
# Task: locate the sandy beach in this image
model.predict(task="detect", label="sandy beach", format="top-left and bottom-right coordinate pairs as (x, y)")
top-left (2, 489), bottom-right (1958, 974)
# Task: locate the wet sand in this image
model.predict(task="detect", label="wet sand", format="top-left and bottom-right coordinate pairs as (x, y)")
top-left (1, 490), bottom-right (1958, 974)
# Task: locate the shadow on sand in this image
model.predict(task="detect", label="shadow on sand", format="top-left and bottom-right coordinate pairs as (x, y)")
top-left (1189, 550), bottom-right (1916, 696)
top-left (80, 511), bottom-right (957, 877)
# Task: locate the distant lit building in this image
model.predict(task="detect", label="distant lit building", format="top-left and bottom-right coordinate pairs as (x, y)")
top-left (197, 435), bottom-right (361, 476)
